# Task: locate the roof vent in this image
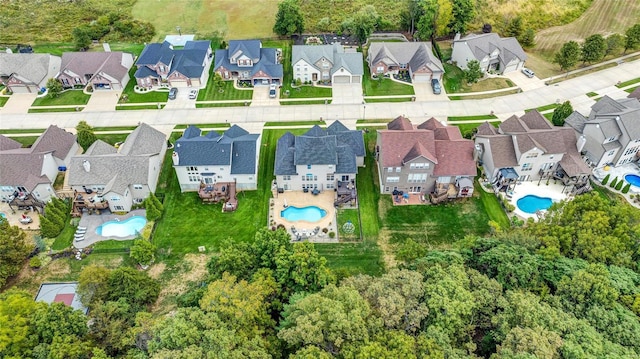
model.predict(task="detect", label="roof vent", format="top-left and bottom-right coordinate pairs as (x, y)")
top-left (82, 160), bottom-right (91, 172)
top-left (615, 116), bottom-right (620, 121)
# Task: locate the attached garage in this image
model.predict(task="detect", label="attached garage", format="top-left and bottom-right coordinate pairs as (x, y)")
top-left (8, 84), bottom-right (38, 93)
top-left (170, 79), bottom-right (189, 87)
top-left (333, 75), bottom-right (351, 84)
top-left (351, 75), bottom-right (361, 83)
top-left (412, 73), bottom-right (432, 83)
top-left (190, 78), bottom-right (201, 87)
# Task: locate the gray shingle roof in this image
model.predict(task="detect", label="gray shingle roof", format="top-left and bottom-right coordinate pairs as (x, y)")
top-left (135, 40), bottom-right (210, 80)
top-left (31, 125), bottom-right (76, 160)
top-left (60, 52), bottom-right (132, 83)
top-left (293, 43), bottom-right (364, 77)
top-left (84, 140), bottom-right (117, 156)
top-left (0, 53), bottom-right (61, 88)
top-left (274, 121), bottom-right (362, 175)
top-left (214, 43), bottom-right (283, 79)
top-left (0, 135), bottom-right (22, 151)
top-left (476, 121), bottom-right (498, 136)
top-left (174, 125), bottom-right (259, 174)
top-left (118, 123), bottom-right (166, 156)
top-left (455, 33), bottom-right (527, 64)
top-left (563, 111), bottom-right (587, 133)
top-left (368, 42), bottom-right (444, 74)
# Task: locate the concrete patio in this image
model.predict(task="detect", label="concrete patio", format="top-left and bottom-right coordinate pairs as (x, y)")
top-left (509, 180), bottom-right (571, 221)
top-left (269, 190), bottom-right (338, 243)
top-left (74, 209), bottom-right (147, 249)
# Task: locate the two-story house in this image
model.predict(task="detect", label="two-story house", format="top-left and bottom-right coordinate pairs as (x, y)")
top-left (451, 33), bottom-right (527, 74)
top-left (57, 52), bottom-right (134, 90)
top-left (376, 116), bottom-right (476, 202)
top-left (134, 40), bottom-right (213, 88)
top-left (0, 53), bottom-right (61, 93)
top-left (67, 123), bottom-right (167, 212)
top-left (564, 95), bottom-right (640, 168)
top-left (0, 125), bottom-right (78, 205)
top-left (475, 111), bottom-right (591, 195)
top-left (292, 43), bottom-right (363, 84)
top-left (274, 121), bottom-right (364, 192)
top-left (172, 124), bottom-right (261, 192)
top-left (214, 40), bottom-right (283, 85)
top-left (367, 42), bottom-right (444, 82)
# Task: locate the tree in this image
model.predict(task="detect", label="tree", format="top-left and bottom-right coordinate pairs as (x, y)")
top-left (551, 101), bottom-right (573, 126)
top-left (606, 34), bottom-right (625, 56)
top-left (278, 285), bottom-right (373, 355)
top-left (30, 302), bottom-right (88, 344)
top-left (581, 34), bottom-right (606, 64)
top-left (76, 120), bottom-right (97, 151)
top-left (0, 219), bottom-right (31, 288)
top-left (519, 28), bottom-right (536, 48)
top-left (144, 193), bottom-right (163, 221)
top-left (0, 291), bottom-right (39, 357)
top-left (274, 242), bottom-right (334, 296)
top-left (555, 41), bottom-right (581, 72)
top-left (130, 239), bottom-right (156, 266)
top-left (416, 0), bottom-right (438, 40)
top-left (273, 0), bottom-right (304, 36)
top-left (504, 17), bottom-right (523, 38)
top-left (495, 326), bottom-right (563, 359)
top-left (72, 25), bottom-right (92, 51)
top-left (88, 299), bottom-right (134, 356)
top-left (450, 0), bottom-right (475, 34)
top-left (464, 60), bottom-right (483, 83)
top-left (77, 265), bottom-right (111, 306)
top-left (610, 177), bottom-right (618, 189)
top-left (557, 264), bottom-right (619, 314)
top-left (106, 267), bottom-right (160, 310)
top-left (601, 174), bottom-right (610, 185)
top-left (624, 24), bottom-right (640, 52)
top-left (348, 5), bottom-right (380, 44)
top-left (402, 0), bottom-right (425, 35)
top-left (46, 78), bottom-right (63, 98)
top-left (434, 0), bottom-right (453, 37)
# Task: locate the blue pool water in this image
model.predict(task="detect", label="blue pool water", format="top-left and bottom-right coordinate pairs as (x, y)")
top-left (517, 195), bottom-right (553, 214)
top-left (96, 216), bottom-right (147, 237)
top-left (625, 174), bottom-right (640, 187)
top-left (281, 206), bottom-right (327, 222)
top-left (0, 213), bottom-right (6, 219)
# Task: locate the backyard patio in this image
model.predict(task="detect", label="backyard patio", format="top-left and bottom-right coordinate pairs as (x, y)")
top-left (269, 190), bottom-right (338, 243)
top-left (74, 209), bottom-right (147, 249)
top-left (508, 181), bottom-right (570, 221)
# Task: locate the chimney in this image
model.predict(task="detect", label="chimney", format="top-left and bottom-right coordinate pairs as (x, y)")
top-left (82, 160), bottom-right (91, 172)
top-left (172, 151), bottom-right (179, 166)
top-left (577, 135), bottom-right (586, 153)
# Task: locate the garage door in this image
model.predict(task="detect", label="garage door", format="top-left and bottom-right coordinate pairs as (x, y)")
top-left (503, 63), bottom-right (519, 74)
top-left (351, 75), bottom-right (361, 83)
top-left (191, 78), bottom-right (201, 87)
top-left (170, 79), bottom-right (189, 88)
top-left (333, 76), bottom-right (351, 84)
top-left (9, 85), bottom-right (34, 93)
top-left (412, 74), bottom-right (431, 83)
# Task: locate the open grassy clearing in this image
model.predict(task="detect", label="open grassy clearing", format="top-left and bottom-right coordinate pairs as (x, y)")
top-left (535, 0), bottom-right (640, 56)
top-left (475, 181), bottom-right (510, 229)
top-left (132, 0), bottom-right (277, 40)
top-left (337, 209), bottom-right (361, 241)
top-left (31, 91), bottom-right (90, 106)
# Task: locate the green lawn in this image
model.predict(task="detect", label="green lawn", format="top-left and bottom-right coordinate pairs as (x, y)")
top-left (96, 133), bottom-right (129, 146)
top-left (5, 136), bottom-right (40, 146)
top-left (0, 97), bottom-right (8, 107)
top-left (443, 63), bottom-right (465, 93)
top-left (51, 225), bottom-right (75, 250)
top-left (586, 92), bottom-right (599, 97)
top-left (454, 121), bottom-right (500, 139)
top-left (196, 102), bottom-right (248, 108)
top-left (0, 128), bottom-right (46, 134)
top-left (197, 79), bottom-right (253, 101)
top-left (625, 86), bottom-right (640, 94)
top-left (116, 105), bottom-right (164, 110)
top-left (447, 115), bottom-right (498, 122)
top-left (442, 63), bottom-right (516, 94)
top-left (476, 181), bottom-right (510, 229)
top-left (315, 242), bottom-right (385, 278)
top-left (617, 77), bottom-right (640, 88)
top-left (120, 68), bottom-right (169, 103)
top-left (363, 75), bottom-right (415, 96)
top-left (525, 103), bottom-right (560, 112)
top-left (280, 100), bottom-right (329, 105)
top-left (29, 107), bottom-right (83, 113)
top-left (337, 209), bottom-right (360, 241)
top-left (31, 90), bottom-right (90, 106)
top-left (264, 121), bottom-right (325, 127)
top-left (364, 97), bottom-right (413, 103)
top-left (93, 126), bottom-right (138, 132)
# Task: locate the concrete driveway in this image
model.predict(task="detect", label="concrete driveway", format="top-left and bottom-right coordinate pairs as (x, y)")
top-left (413, 82), bottom-right (447, 102)
top-left (251, 85), bottom-right (280, 106)
top-left (503, 70), bottom-right (546, 92)
top-left (0, 93), bottom-right (37, 114)
top-left (332, 83), bottom-right (363, 104)
top-left (84, 91), bottom-right (120, 112)
top-left (163, 87), bottom-right (196, 109)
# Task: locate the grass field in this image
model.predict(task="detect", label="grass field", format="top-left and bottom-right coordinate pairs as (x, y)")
top-left (535, 0), bottom-right (640, 56)
top-left (132, 0), bottom-right (277, 40)
top-left (197, 77), bottom-right (253, 101)
top-left (447, 115), bottom-right (498, 122)
top-left (363, 77), bottom-right (414, 96)
top-left (442, 63), bottom-right (517, 93)
top-left (0, 97), bottom-right (10, 107)
top-left (31, 91), bottom-right (90, 106)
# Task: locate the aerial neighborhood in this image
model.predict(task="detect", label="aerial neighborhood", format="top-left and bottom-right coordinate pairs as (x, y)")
top-left (1, 1), bottom-right (640, 358)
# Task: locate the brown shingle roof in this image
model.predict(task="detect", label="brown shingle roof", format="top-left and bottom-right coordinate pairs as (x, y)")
top-left (482, 136), bottom-right (519, 168)
top-left (433, 140), bottom-right (476, 176)
top-left (499, 115), bottom-right (528, 133)
top-left (387, 116), bottom-right (414, 131)
top-left (31, 125), bottom-right (76, 160)
top-left (417, 117), bottom-right (444, 130)
top-left (0, 135), bottom-right (22, 151)
top-left (520, 110), bottom-right (552, 130)
top-left (557, 128), bottom-right (591, 177)
top-left (476, 122), bottom-right (498, 136)
top-left (379, 130), bottom-right (437, 166)
top-left (628, 87), bottom-right (640, 100)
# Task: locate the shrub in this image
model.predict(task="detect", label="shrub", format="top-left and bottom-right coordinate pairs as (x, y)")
top-left (622, 183), bottom-right (631, 194)
top-left (29, 257), bottom-right (42, 268)
top-left (602, 174), bottom-right (610, 185)
top-left (328, 231), bottom-right (336, 239)
top-left (610, 177), bottom-right (618, 188)
top-left (615, 180), bottom-right (624, 191)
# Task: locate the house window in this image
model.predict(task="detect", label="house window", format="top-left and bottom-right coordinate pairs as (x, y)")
top-left (387, 167), bottom-right (393, 173)
top-left (408, 173), bottom-right (427, 183)
top-left (283, 175), bottom-right (291, 180)
top-left (133, 184), bottom-right (143, 190)
top-left (326, 174), bottom-right (334, 181)
top-left (525, 153), bottom-right (538, 158)
top-left (386, 177), bottom-right (400, 183)
top-left (307, 165), bottom-right (312, 169)
top-left (385, 187), bottom-right (389, 192)
top-left (377, 66), bottom-right (384, 73)
top-left (521, 163), bottom-right (533, 171)
top-left (607, 136), bottom-right (617, 142)
top-left (326, 183), bottom-right (334, 189)
top-left (110, 196), bottom-right (120, 201)
top-left (410, 163), bottom-right (427, 169)
top-left (341, 175), bottom-right (349, 181)
top-left (395, 167), bottom-right (401, 172)
top-left (608, 150), bottom-right (616, 156)
top-left (203, 177), bottom-right (213, 184)
top-left (305, 174), bottom-right (314, 181)
top-left (187, 166), bottom-right (198, 172)
top-left (113, 206), bottom-right (125, 211)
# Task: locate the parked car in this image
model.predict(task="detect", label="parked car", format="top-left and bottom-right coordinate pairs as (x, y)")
top-left (189, 89), bottom-right (198, 99)
top-left (168, 87), bottom-right (178, 100)
top-left (522, 68), bottom-right (535, 78)
top-left (269, 84), bottom-right (277, 98)
top-left (431, 79), bottom-right (441, 95)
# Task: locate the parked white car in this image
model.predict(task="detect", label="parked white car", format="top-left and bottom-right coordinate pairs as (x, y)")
top-left (522, 68), bottom-right (535, 78)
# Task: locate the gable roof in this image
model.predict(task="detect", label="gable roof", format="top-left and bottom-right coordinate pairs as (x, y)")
top-left (135, 40), bottom-right (211, 79)
top-left (292, 43), bottom-right (364, 77)
top-left (0, 53), bottom-right (61, 88)
top-left (454, 33), bottom-right (527, 64)
top-left (67, 123), bottom-right (166, 194)
top-left (568, 95), bottom-right (640, 141)
top-left (136, 41), bottom-right (174, 66)
top-left (274, 121), bottom-right (363, 175)
top-left (214, 44), bottom-right (283, 79)
top-left (228, 40), bottom-right (262, 61)
top-left (173, 125), bottom-right (259, 175)
top-left (378, 117), bottom-right (475, 176)
top-left (368, 42), bottom-right (444, 74)
top-left (628, 87), bottom-right (640, 100)
top-left (59, 52), bottom-right (132, 82)
top-left (0, 135), bottom-right (22, 151)
top-left (31, 125), bottom-right (77, 160)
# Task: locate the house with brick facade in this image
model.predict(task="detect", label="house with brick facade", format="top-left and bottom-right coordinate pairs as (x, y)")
top-left (57, 52), bottom-right (133, 90)
top-left (367, 42), bottom-right (444, 82)
top-left (0, 53), bottom-right (61, 93)
top-left (134, 40), bottom-right (212, 88)
top-left (214, 40), bottom-right (283, 85)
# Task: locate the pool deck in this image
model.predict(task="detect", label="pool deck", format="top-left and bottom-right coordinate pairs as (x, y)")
top-left (270, 190), bottom-right (339, 243)
top-left (74, 209), bottom-right (147, 249)
top-left (0, 201), bottom-right (41, 230)
top-left (509, 181), bottom-right (571, 221)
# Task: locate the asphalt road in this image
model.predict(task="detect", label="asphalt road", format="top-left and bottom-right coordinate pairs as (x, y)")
top-left (1, 59), bottom-right (639, 130)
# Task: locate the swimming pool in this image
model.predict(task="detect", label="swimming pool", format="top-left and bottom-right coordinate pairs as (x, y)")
top-left (0, 213), bottom-right (6, 219)
top-left (96, 216), bottom-right (147, 237)
top-left (517, 195), bottom-right (553, 214)
top-left (281, 206), bottom-right (327, 222)
top-left (624, 174), bottom-right (640, 187)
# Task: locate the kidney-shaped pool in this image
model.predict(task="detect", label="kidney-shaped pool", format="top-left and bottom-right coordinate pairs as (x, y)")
top-left (96, 216), bottom-right (147, 237)
top-left (281, 206), bottom-right (327, 222)
top-left (516, 195), bottom-right (553, 214)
